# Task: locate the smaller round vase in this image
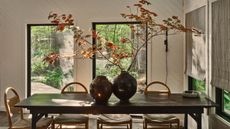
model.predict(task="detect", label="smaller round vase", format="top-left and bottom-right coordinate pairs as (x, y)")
top-left (90, 76), bottom-right (113, 104)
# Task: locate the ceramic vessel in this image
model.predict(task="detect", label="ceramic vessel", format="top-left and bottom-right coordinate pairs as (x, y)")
top-left (113, 71), bottom-right (137, 102)
top-left (90, 76), bottom-right (113, 104)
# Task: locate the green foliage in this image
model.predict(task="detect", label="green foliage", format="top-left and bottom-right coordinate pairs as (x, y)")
top-left (97, 24), bottom-right (131, 45)
top-left (224, 90), bottom-right (230, 112)
top-left (43, 67), bottom-right (63, 89)
top-left (96, 61), bottom-right (119, 81)
top-left (31, 57), bottom-right (48, 75)
top-left (192, 79), bottom-right (205, 94)
top-left (31, 26), bottom-right (64, 89)
top-left (96, 24), bottom-right (140, 80)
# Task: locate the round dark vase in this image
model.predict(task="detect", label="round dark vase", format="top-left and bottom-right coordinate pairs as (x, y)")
top-left (113, 71), bottom-right (137, 102)
top-left (90, 76), bottom-right (113, 104)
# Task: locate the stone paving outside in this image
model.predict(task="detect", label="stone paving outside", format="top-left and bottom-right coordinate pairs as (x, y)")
top-left (31, 82), bottom-right (61, 95)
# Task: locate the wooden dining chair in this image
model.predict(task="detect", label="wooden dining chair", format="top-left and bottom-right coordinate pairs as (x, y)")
top-left (4, 87), bottom-right (53, 129)
top-left (52, 82), bottom-right (89, 129)
top-left (143, 81), bottom-right (180, 129)
top-left (97, 114), bottom-right (132, 129)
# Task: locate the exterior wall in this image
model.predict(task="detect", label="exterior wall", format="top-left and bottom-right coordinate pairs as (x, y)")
top-left (0, 0), bottom-right (184, 110)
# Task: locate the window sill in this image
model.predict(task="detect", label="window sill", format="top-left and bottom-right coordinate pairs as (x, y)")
top-left (214, 114), bottom-right (230, 127)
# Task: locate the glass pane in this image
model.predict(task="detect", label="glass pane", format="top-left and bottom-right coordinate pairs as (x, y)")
top-left (192, 78), bottom-right (205, 93)
top-left (30, 25), bottom-right (74, 95)
top-left (95, 23), bottom-right (147, 92)
top-left (224, 90), bottom-right (230, 115)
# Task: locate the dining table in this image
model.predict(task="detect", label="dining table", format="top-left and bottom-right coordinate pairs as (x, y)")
top-left (15, 92), bottom-right (217, 129)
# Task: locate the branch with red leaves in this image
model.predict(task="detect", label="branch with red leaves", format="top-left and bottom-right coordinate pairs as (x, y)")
top-left (44, 0), bottom-right (200, 72)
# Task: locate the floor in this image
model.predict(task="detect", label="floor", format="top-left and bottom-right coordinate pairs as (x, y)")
top-left (0, 111), bottom-right (144, 129)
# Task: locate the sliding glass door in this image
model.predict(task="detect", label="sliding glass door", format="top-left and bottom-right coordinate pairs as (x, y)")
top-left (27, 24), bottom-right (74, 96)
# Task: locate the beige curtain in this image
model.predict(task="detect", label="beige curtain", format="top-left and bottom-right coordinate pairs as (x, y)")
top-left (211, 0), bottom-right (230, 91)
top-left (185, 6), bottom-right (206, 80)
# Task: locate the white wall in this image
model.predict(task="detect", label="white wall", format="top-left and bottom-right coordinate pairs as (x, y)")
top-left (184, 0), bottom-right (207, 13)
top-left (0, 0), bottom-right (184, 110)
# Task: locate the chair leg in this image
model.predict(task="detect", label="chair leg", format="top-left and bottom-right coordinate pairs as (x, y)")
top-left (51, 122), bottom-right (55, 129)
top-left (97, 122), bottom-right (100, 129)
top-left (144, 121), bottom-right (147, 129)
top-left (177, 120), bottom-right (180, 129)
top-left (100, 124), bottom-right (103, 129)
top-left (85, 121), bottom-right (89, 129)
top-left (130, 122), bottom-right (132, 129)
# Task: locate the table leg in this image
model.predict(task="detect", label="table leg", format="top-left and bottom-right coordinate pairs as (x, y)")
top-left (184, 113), bottom-right (188, 129)
top-left (196, 113), bottom-right (202, 129)
top-left (31, 113), bottom-right (37, 129)
top-left (31, 112), bottom-right (45, 129)
top-left (189, 113), bottom-right (202, 129)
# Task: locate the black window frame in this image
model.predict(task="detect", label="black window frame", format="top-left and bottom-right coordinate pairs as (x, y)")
top-left (91, 21), bottom-right (148, 85)
top-left (216, 87), bottom-right (230, 122)
top-left (188, 76), bottom-right (194, 91)
top-left (27, 24), bottom-right (59, 97)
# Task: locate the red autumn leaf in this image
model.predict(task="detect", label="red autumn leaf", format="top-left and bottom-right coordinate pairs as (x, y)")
top-left (159, 24), bottom-right (168, 30)
top-left (84, 34), bottom-right (91, 38)
top-left (48, 15), bottom-right (53, 19)
top-left (69, 19), bottom-right (74, 24)
top-left (43, 52), bottom-right (59, 64)
top-left (61, 14), bottom-right (66, 17)
top-left (172, 16), bottom-right (178, 19)
top-left (120, 38), bottom-right (127, 43)
top-left (150, 11), bottom-right (158, 17)
top-left (81, 50), bottom-right (86, 55)
top-left (139, 0), bottom-right (151, 5)
top-left (68, 14), bottom-right (72, 19)
top-left (134, 4), bottom-right (142, 7)
top-left (78, 39), bottom-right (87, 46)
top-left (51, 20), bottom-right (59, 24)
top-left (57, 23), bottom-right (65, 31)
top-left (106, 42), bottom-right (117, 50)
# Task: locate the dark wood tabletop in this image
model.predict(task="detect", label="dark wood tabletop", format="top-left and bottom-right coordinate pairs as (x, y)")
top-left (15, 93), bottom-right (217, 129)
top-left (16, 93), bottom-right (216, 114)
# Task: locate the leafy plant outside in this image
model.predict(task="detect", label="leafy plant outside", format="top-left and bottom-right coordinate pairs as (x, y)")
top-left (31, 26), bottom-right (64, 89)
top-left (224, 90), bottom-right (230, 114)
top-left (95, 24), bottom-right (142, 81)
top-left (192, 79), bottom-right (205, 94)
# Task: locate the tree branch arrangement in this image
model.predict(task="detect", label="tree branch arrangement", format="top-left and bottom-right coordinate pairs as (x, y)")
top-left (43, 0), bottom-right (200, 72)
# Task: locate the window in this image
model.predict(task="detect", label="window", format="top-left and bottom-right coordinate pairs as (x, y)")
top-left (216, 88), bottom-right (230, 122)
top-left (188, 76), bottom-right (205, 94)
top-left (27, 24), bottom-right (74, 96)
top-left (92, 22), bottom-right (147, 92)
top-left (224, 90), bottom-right (230, 115)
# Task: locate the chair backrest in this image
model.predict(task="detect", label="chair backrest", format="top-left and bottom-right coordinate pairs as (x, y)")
top-left (4, 87), bottom-right (23, 128)
top-left (144, 81), bottom-right (171, 95)
top-left (61, 82), bottom-right (88, 94)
